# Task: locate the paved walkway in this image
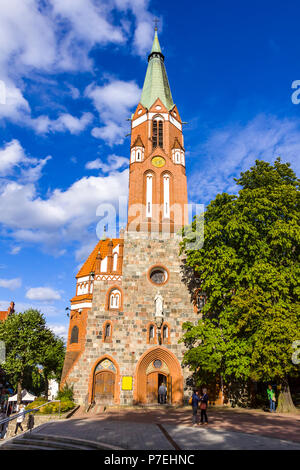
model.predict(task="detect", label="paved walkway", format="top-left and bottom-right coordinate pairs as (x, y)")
top-left (27, 407), bottom-right (300, 450)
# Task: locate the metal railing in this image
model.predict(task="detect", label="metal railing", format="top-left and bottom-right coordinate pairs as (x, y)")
top-left (0, 400), bottom-right (61, 427)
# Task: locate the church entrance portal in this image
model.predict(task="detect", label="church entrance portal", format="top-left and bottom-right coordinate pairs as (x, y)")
top-left (146, 372), bottom-right (172, 404)
top-left (92, 358), bottom-right (117, 404)
top-left (135, 347), bottom-right (183, 405)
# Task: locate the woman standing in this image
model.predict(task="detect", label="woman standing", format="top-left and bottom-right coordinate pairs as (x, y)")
top-left (200, 388), bottom-right (209, 425)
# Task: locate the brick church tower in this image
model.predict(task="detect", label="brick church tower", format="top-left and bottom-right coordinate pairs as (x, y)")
top-left (61, 28), bottom-right (198, 406)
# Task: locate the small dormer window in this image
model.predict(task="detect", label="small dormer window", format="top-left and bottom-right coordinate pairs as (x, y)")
top-left (136, 150), bottom-right (141, 161)
top-left (175, 151), bottom-right (180, 164)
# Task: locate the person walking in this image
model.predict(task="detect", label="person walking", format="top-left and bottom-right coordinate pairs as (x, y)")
top-left (191, 390), bottom-right (200, 426)
top-left (14, 404), bottom-right (25, 435)
top-left (267, 384), bottom-right (276, 412)
top-left (27, 412), bottom-right (35, 432)
top-left (158, 383), bottom-right (167, 404)
top-left (200, 388), bottom-right (209, 425)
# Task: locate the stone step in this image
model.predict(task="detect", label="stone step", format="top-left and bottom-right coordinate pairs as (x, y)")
top-left (1, 432), bottom-right (123, 451)
top-left (2, 442), bottom-right (58, 451)
top-left (4, 436), bottom-right (94, 451)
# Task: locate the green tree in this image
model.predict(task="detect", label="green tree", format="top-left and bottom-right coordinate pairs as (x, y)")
top-left (180, 159), bottom-right (300, 412)
top-left (40, 333), bottom-right (65, 398)
top-left (0, 309), bottom-right (65, 403)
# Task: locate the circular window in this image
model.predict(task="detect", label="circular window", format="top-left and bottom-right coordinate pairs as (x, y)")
top-left (153, 360), bottom-right (162, 369)
top-left (149, 267), bottom-right (168, 285)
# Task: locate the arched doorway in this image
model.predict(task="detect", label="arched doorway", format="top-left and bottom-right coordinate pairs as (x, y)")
top-left (134, 347), bottom-right (183, 405)
top-left (92, 358), bottom-right (117, 405)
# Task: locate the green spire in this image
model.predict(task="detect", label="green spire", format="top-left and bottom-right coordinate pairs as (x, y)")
top-left (151, 28), bottom-right (162, 54)
top-left (140, 29), bottom-right (174, 111)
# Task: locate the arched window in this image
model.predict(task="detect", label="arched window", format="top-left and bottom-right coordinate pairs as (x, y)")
top-left (70, 325), bottom-right (79, 344)
top-left (109, 289), bottom-right (121, 309)
top-left (105, 323), bottom-right (111, 337)
top-left (152, 120), bottom-right (158, 149)
top-left (104, 322), bottom-right (112, 342)
top-left (152, 118), bottom-right (163, 149)
top-left (149, 324), bottom-right (155, 342)
top-left (163, 325), bottom-right (169, 341)
top-left (158, 121), bottom-right (163, 148)
top-left (136, 150), bottom-right (141, 161)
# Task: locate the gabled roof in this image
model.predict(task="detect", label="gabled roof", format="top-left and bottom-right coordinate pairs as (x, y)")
top-left (140, 30), bottom-right (174, 111)
top-left (172, 137), bottom-right (184, 150)
top-left (76, 239), bottom-right (122, 278)
top-left (132, 135), bottom-right (144, 148)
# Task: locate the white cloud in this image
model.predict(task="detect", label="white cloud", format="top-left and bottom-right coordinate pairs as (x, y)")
top-left (85, 154), bottom-right (129, 173)
top-left (48, 323), bottom-right (68, 341)
top-left (0, 278), bottom-right (22, 290)
top-left (0, 140), bottom-right (27, 176)
top-left (0, 140), bottom-right (129, 252)
top-left (9, 246), bottom-right (21, 255)
top-left (31, 112), bottom-right (93, 135)
top-left (0, 139), bottom-right (51, 182)
top-left (0, 1), bottom-right (154, 131)
top-left (0, 81), bottom-right (30, 122)
top-left (189, 114), bottom-right (300, 203)
top-left (86, 79), bottom-right (141, 145)
top-left (26, 287), bottom-right (62, 301)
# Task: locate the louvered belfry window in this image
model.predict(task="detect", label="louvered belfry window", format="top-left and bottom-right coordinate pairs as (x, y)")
top-left (158, 121), bottom-right (163, 148)
top-left (152, 120), bottom-right (158, 149)
top-left (152, 120), bottom-right (163, 149)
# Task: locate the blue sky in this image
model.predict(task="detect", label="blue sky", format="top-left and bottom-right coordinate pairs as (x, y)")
top-left (0, 0), bottom-right (299, 340)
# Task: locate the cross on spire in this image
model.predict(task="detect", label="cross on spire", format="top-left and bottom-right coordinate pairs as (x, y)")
top-left (153, 18), bottom-right (159, 31)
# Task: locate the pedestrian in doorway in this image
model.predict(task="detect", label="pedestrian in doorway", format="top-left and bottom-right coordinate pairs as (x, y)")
top-left (200, 388), bottom-right (208, 425)
top-left (191, 390), bottom-right (200, 425)
top-left (14, 404), bottom-right (25, 435)
top-left (267, 384), bottom-right (276, 412)
top-left (158, 383), bottom-right (167, 404)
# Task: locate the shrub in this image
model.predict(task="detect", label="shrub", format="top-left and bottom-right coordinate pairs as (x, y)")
top-left (25, 398), bottom-right (47, 411)
top-left (56, 383), bottom-right (74, 402)
top-left (25, 397), bottom-right (75, 414)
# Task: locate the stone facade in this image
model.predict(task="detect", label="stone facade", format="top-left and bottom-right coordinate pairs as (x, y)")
top-left (64, 232), bottom-right (198, 406)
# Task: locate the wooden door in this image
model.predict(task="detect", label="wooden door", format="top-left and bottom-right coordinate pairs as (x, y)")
top-left (146, 372), bottom-right (158, 403)
top-left (94, 371), bottom-right (115, 403)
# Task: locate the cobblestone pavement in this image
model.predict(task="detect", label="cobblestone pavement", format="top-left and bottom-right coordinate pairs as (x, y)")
top-left (30, 419), bottom-right (174, 450)
top-left (163, 424), bottom-right (300, 450)
top-left (27, 406), bottom-right (300, 450)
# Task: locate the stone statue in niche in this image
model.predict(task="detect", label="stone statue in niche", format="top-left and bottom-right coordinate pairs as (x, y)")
top-left (154, 292), bottom-right (164, 317)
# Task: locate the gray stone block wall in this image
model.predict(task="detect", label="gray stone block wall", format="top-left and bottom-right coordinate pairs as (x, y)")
top-left (66, 233), bottom-right (198, 405)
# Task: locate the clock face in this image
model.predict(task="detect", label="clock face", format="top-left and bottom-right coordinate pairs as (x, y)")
top-left (152, 156), bottom-right (166, 168)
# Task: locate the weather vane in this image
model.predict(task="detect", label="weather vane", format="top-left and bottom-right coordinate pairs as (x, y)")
top-left (153, 18), bottom-right (159, 31)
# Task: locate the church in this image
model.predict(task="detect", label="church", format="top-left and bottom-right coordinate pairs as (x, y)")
top-left (61, 28), bottom-right (200, 406)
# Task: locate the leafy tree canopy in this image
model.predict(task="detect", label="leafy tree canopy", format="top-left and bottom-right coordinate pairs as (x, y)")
top-left (180, 159), bottom-right (300, 398)
top-left (0, 309), bottom-right (65, 401)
